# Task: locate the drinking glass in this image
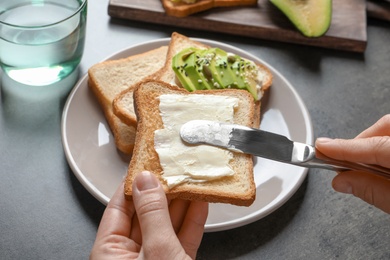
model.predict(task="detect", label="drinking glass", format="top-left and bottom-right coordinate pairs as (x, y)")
top-left (0, 0), bottom-right (87, 86)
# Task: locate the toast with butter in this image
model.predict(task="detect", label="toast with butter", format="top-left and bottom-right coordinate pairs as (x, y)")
top-left (88, 46), bottom-right (168, 154)
top-left (125, 79), bottom-right (256, 206)
top-left (161, 0), bottom-right (258, 18)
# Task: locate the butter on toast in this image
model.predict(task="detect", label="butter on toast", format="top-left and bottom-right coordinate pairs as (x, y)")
top-left (125, 80), bottom-right (257, 206)
top-left (161, 0), bottom-right (258, 17)
top-left (88, 46), bottom-right (168, 154)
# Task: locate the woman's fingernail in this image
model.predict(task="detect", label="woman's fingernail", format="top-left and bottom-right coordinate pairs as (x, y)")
top-left (316, 137), bottom-right (333, 144)
top-left (135, 171), bottom-right (159, 191)
top-left (333, 179), bottom-right (353, 194)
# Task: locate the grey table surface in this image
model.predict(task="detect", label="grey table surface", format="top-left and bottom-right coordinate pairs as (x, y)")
top-left (1, 2), bottom-right (389, 260)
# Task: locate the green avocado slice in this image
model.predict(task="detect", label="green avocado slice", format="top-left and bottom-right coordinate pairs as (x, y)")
top-left (230, 56), bottom-right (258, 100)
top-left (204, 48), bottom-right (239, 89)
top-left (172, 47), bottom-right (259, 100)
top-left (172, 48), bottom-right (213, 90)
top-left (270, 0), bottom-right (332, 37)
top-left (172, 48), bottom-right (197, 91)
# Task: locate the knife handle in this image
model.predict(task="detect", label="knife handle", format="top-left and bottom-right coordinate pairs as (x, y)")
top-left (302, 149), bottom-right (390, 179)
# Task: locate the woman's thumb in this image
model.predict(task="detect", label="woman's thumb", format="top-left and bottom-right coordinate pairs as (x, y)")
top-left (132, 171), bottom-right (183, 258)
top-left (332, 171), bottom-right (390, 214)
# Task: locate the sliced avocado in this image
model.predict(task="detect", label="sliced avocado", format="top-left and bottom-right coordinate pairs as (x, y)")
top-left (229, 54), bottom-right (251, 89)
top-left (241, 69), bottom-right (258, 100)
top-left (230, 56), bottom-right (258, 100)
top-left (172, 48), bottom-right (213, 90)
top-left (172, 47), bottom-right (259, 100)
top-left (206, 48), bottom-right (257, 94)
top-left (172, 48), bottom-right (197, 91)
top-left (270, 0), bottom-right (332, 37)
top-left (183, 49), bottom-right (213, 90)
top-left (203, 48), bottom-right (236, 89)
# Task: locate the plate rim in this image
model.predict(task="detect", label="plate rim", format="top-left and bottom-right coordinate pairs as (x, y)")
top-left (61, 37), bottom-right (313, 232)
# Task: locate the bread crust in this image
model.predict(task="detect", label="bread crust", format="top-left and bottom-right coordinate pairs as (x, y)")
top-left (154, 32), bottom-right (210, 84)
top-left (161, 0), bottom-right (258, 17)
top-left (125, 80), bottom-right (257, 206)
top-left (88, 46), bottom-right (168, 154)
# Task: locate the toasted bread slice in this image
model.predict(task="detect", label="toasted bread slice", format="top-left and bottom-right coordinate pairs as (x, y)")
top-left (154, 32), bottom-right (210, 85)
top-left (161, 0), bottom-right (258, 18)
top-left (115, 32), bottom-right (272, 127)
top-left (165, 32), bottom-right (272, 92)
top-left (214, 0), bottom-right (258, 7)
top-left (88, 46), bottom-right (168, 154)
top-left (155, 32), bottom-right (272, 128)
top-left (161, 0), bottom-right (214, 17)
top-left (113, 32), bottom-right (209, 125)
top-left (125, 80), bottom-right (256, 206)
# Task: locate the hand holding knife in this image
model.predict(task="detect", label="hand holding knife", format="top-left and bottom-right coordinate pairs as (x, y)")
top-left (180, 120), bottom-right (390, 179)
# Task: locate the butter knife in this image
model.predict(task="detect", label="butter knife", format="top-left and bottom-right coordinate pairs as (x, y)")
top-left (180, 120), bottom-right (390, 178)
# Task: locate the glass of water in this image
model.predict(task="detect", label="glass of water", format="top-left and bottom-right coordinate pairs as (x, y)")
top-left (0, 0), bottom-right (87, 86)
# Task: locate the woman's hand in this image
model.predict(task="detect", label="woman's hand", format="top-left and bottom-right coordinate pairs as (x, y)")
top-left (90, 171), bottom-right (209, 259)
top-left (315, 114), bottom-right (390, 214)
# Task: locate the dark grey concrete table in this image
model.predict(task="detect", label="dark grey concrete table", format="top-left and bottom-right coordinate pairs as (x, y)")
top-left (1, 2), bottom-right (389, 259)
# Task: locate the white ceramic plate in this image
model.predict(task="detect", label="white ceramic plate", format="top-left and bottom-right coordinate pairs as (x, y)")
top-left (61, 38), bottom-right (313, 232)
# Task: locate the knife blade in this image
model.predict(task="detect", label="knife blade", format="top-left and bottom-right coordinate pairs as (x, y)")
top-left (180, 120), bottom-right (390, 178)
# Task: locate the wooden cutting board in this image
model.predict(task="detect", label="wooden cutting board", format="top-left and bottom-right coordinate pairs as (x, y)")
top-left (108, 0), bottom-right (367, 53)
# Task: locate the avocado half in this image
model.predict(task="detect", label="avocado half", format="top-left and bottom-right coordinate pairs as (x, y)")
top-left (270, 0), bottom-right (332, 37)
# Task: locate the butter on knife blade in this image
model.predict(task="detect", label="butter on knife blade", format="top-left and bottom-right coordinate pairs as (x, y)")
top-left (180, 119), bottom-right (301, 163)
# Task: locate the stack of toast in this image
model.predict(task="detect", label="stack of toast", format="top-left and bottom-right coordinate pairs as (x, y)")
top-left (88, 32), bottom-right (272, 206)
